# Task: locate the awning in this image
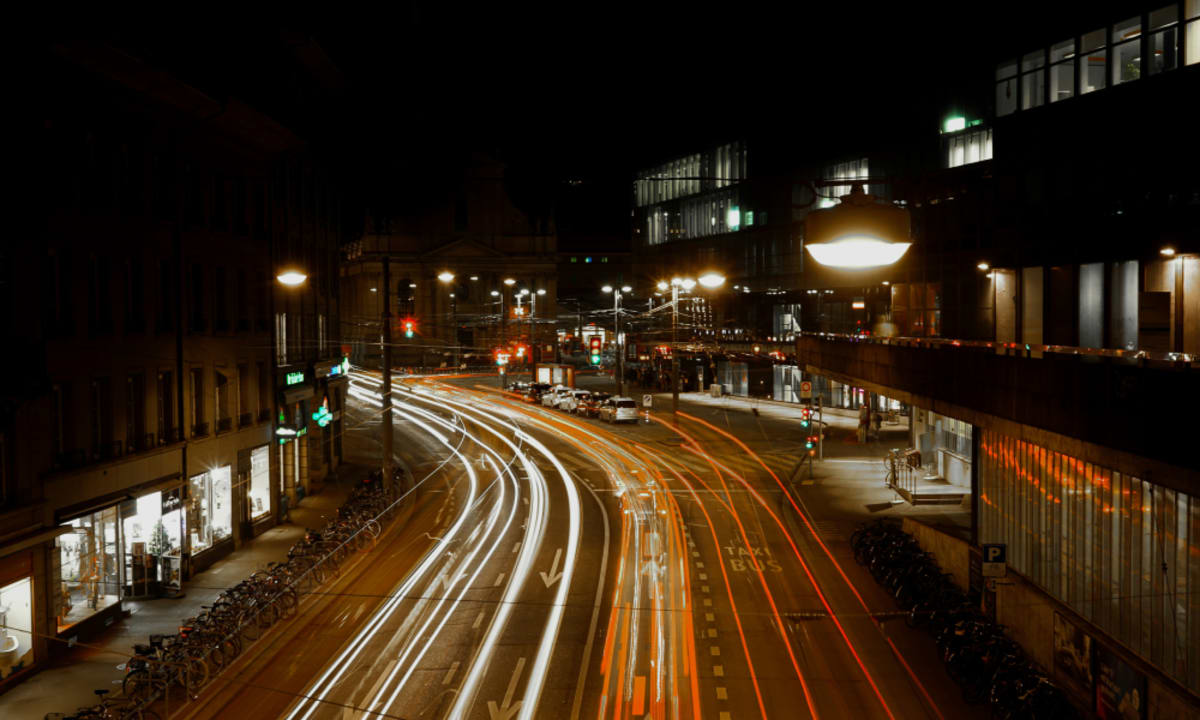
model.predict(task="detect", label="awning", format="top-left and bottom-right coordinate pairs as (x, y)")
top-left (54, 472), bottom-right (183, 522)
top-left (1, 524), bottom-right (74, 559)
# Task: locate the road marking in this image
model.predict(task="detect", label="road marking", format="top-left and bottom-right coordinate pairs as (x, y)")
top-left (699, 573), bottom-right (708, 581)
top-left (632, 675), bottom-right (647, 715)
top-left (701, 585), bottom-right (710, 593)
top-left (692, 551), bottom-right (700, 557)
top-left (705, 613), bottom-right (715, 622)
top-left (473, 610), bottom-right (486, 629)
top-left (512, 541), bottom-right (521, 554)
top-left (710, 646), bottom-right (721, 656)
top-left (713, 665), bottom-right (724, 677)
top-left (696, 561), bottom-right (704, 568)
top-left (719, 712), bottom-right (732, 720)
top-left (570, 472), bottom-right (611, 720)
top-left (716, 687), bottom-right (728, 700)
top-left (494, 572), bottom-right (506, 586)
top-left (487, 656), bottom-right (525, 720)
top-left (539, 547), bottom-right (564, 588)
top-left (707, 628), bottom-right (717, 638)
top-left (443, 661), bottom-right (460, 685)
top-left (704, 598), bottom-right (712, 607)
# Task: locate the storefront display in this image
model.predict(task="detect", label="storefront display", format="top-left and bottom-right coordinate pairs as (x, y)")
top-left (188, 466), bottom-right (232, 554)
top-left (249, 445), bottom-right (270, 521)
top-left (55, 507), bottom-right (121, 631)
top-left (0, 577), bottom-right (34, 681)
top-left (122, 489), bottom-right (184, 596)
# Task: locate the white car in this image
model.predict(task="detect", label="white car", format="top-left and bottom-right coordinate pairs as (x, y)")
top-left (600, 397), bottom-right (639, 423)
top-left (542, 386), bottom-right (573, 408)
top-left (560, 390), bottom-right (592, 413)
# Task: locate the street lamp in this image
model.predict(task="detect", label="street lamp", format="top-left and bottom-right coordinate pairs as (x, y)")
top-left (663, 272), bottom-right (724, 416)
top-left (602, 284), bottom-right (634, 397)
top-left (276, 269), bottom-right (307, 286)
top-left (438, 271), bottom-right (459, 367)
top-left (804, 184), bottom-right (912, 268)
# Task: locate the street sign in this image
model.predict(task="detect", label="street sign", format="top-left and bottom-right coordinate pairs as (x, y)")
top-left (642, 394), bottom-right (653, 408)
top-left (982, 543), bottom-right (1007, 577)
top-left (799, 381), bottom-right (812, 399)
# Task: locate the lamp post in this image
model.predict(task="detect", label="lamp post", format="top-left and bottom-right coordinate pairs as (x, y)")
top-left (438, 271), bottom-right (458, 368)
top-left (602, 284), bottom-right (632, 397)
top-left (659, 273), bottom-right (725, 417)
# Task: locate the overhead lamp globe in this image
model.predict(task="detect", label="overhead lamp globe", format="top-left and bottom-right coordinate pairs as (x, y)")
top-left (602, 285), bottom-right (613, 293)
top-left (621, 285), bottom-right (632, 293)
top-left (437, 271), bottom-right (455, 282)
top-left (681, 278), bottom-right (697, 291)
top-left (276, 269), bottom-right (307, 286)
top-left (536, 289), bottom-right (546, 295)
top-left (697, 272), bottom-right (725, 288)
top-left (503, 278), bottom-right (516, 286)
top-left (657, 281), bottom-right (669, 291)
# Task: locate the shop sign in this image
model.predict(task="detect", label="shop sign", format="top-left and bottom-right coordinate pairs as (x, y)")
top-left (982, 543), bottom-right (1007, 577)
top-left (286, 371), bottom-right (306, 386)
top-left (161, 487), bottom-right (182, 515)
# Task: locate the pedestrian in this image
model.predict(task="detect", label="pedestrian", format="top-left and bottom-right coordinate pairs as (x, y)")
top-left (871, 410), bottom-right (883, 441)
top-left (857, 403), bottom-right (870, 443)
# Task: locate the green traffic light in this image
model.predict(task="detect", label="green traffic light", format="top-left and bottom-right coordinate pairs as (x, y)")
top-left (801, 420), bottom-right (809, 428)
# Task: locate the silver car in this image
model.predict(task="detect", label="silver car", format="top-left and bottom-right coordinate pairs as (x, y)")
top-left (600, 397), bottom-right (639, 423)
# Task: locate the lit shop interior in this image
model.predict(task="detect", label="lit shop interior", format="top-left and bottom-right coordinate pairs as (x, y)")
top-left (0, 576), bottom-right (34, 681)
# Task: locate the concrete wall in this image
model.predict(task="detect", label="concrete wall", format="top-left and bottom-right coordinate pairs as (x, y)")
top-left (1110, 260), bottom-right (1139, 351)
top-left (1021, 266), bottom-right (1043, 345)
top-left (902, 518), bottom-right (970, 593)
top-left (1078, 262), bottom-right (1104, 349)
top-left (939, 450), bottom-right (971, 490)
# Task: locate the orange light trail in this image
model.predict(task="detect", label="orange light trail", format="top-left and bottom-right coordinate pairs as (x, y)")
top-left (676, 411), bottom-right (938, 720)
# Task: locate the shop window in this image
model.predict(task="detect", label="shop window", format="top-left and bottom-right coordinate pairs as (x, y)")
top-left (0, 576), bottom-right (34, 681)
top-left (1189, 1), bottom-right (1200, 65)
top-left (1080, 29), bottom-right (1108, 94)
top-left (55, 508), bottom-right (120, 632)
top-left (249, 445), bottom-right (271, 521)
top-left (122, 490), bottom-right (184, 596)
top-left (995, 60), bottom-right (1018, 117)
top-left (188, 467), bottom-right (232, 554)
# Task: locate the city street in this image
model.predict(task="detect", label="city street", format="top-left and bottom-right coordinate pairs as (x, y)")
top-left (180, 369), bottom-right (974, 719)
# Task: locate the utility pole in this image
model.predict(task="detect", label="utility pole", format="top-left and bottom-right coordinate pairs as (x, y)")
top-left (381, 257), bottom-right (393, 490)
top-left (671, 283), bottom-right (680, 418)
top-left (615, 290), bottom-right (623, 397)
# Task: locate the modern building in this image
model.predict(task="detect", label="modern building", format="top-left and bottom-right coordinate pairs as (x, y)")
top-left (630, 2), bottom-right (1200, 714)
top-left (341, 153), bottom-right (558, 367)
top-left (0, 39), bottom-right (345, 690)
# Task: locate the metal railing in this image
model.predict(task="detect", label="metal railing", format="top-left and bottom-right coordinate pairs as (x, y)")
top-left (801, 331), bottom-right (1198, 367)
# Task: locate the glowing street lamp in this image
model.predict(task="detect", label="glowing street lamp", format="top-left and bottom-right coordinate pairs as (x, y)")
top-left (503, 278), bottom-right (516, 286)
top-left (804, 184), bottom-right (912, 269)
top-left (276, 269), bottom-right (307, 286)
top-left (698, 272), bottom-right (725, 289)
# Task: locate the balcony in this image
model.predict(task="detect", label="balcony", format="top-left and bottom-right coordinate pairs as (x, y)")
top-left (257, 408), bottom-right (271, 423)
top-left (216, 417), bottom-right (233, 433)
top-left (795, 333), bottom-right (1199, 473)
top-left (191, 422), bottom-right (209, 439)
top-left (238, 412), bottom-right (253, 428)
top-left (158, 427), bottom-right (182, 446)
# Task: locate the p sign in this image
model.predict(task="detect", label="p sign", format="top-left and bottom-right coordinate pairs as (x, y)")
top-left (799, 380), bottom-right (813, 399)
top-left (982, 543), bottom-right (1007, 578)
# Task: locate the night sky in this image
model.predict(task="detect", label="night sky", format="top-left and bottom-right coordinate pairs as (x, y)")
top-left (59, 2), bottom-right (1116, 250)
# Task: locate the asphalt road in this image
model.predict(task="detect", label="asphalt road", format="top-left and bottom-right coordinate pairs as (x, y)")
top-left (180, 369), bottom-right (974, 719)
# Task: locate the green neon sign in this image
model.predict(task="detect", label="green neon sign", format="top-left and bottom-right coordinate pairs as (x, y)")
top-left (286, 371), bottom-right (305, 385)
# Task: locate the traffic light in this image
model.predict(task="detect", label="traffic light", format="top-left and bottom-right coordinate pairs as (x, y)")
top-left (589, 336), bottom-right (602, 365)
top-left (805, 434), bottom-right (818, 455)
top-left (403, 319), bottom-right (415, 338)
top-left (800, 407), bottom-right (811, 428)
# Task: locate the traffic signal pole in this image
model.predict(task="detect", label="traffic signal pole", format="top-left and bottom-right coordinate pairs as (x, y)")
top-left (381, 257), bottom-right (393, 490)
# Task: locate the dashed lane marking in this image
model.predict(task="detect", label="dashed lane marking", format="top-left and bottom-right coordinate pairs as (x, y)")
top-left (473, 610), bottom-right (486, 629)
top-left (494, 572), bottom-right (506, 586)
top-left (716, 687), bottom-right (728, 700)
top-left (443, 660), bottom-right (460, 685)
top-left (710, 646), bottom-right (721, 656)
top-left (713, 665), bottom-right (724, 677)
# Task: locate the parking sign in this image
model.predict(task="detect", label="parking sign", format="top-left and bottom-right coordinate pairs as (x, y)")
top-left (982, 544), bottom-right (1007, 577)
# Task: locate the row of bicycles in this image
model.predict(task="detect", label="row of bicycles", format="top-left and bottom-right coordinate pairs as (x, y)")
top-left (50, 469), bottom-right (402, 720)
top-left (851, 519), bottom-right (1078, 719)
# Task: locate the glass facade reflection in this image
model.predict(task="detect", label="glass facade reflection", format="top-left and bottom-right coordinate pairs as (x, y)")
top-left (249, 444), bottom-right (271, 520)
top-left (188, 466), bottom-right (232, 554)
top-left (979, 429), bottom-right (1200, 693)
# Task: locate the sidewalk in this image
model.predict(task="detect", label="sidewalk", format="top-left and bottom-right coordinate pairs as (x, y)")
top-left (1, 466), bottom-right (365, 720)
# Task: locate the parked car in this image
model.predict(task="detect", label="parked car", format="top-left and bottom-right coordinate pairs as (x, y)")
top-left (542, 385), bottom-right (573, 408)
top-left (560, 389), bottom-right (592, 413)
top-left (524, 383), bottom-right (552, 403)
top-left (580, 392), bottom-right (611, 418)
top-left (509, 381), bottom-right (529, 395)
top-left (600, 396), bottom-right (639, 423)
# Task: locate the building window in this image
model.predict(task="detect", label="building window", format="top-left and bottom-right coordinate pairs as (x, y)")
top-left (1049, 39), bottom-right (1076, 101)
top-left (1145, 5), bottom-right (1179, 75)
top-left (318, 314), bottom-right (327, 353)
top-left (1189, 0), bottom-right (1200, 64)
top-left (126, 373), bottom-right (145, 453)
top-left (51, 384), bottom-right (64, 455)
top-left (821, 159), bottom-right (869, 208)
top-left (188, 467), bottom-right (232, 554)
top-left (995, 59), bottom-right (1018, 116)
top-left (55, 507), bottom-right (121, 632)
top-left (1112, 16), bottom-right (1144, 85)
top-left (90, 378), bottom-right (111, 460)
top-left (946, 128), bottom-right (994, 168)
top-left (1020, 49), bottom-right (1046, 109)
top-left (1081, 28), bottom-right (1108, 94)
top-left (214, 370), bottom-right (231, 433)
top-left (190, 368), bottom-right (206, 437)
top-left (275, 312), bottom-right (288, 365)
top-left (0, 575), bottom-right (34, 682)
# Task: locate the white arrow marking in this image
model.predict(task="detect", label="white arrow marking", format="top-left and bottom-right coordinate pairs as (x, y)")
top-left (487, 656), bottom-right (525, 720)
top-left (539, 548), bottom-right (564, 588)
